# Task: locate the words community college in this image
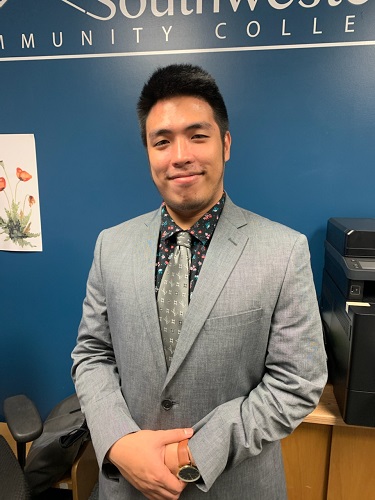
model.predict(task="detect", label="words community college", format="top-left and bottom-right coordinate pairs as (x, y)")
top-left (0, 14), bottom-right (362, 54)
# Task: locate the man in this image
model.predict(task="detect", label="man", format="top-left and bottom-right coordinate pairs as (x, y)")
top-left (72, 64), bottom-right (327, 500)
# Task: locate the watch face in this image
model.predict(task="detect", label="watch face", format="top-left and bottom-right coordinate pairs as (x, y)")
top-left (177, 465), bottom-right (201, 482)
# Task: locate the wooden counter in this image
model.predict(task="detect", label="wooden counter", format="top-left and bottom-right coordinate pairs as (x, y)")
top-left (303, 383), bottom-right (346, 426)
top-left (281, 384), bottom-right (375, 500)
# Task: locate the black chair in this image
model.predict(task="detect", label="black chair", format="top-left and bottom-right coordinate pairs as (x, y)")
top-left (1, 395), bottom-right (43, 500)
top-left (0, 435), bottom-right (30, 500)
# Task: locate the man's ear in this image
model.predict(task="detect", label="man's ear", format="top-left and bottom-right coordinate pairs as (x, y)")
top-left (224, 131), bottom-right (231, 162)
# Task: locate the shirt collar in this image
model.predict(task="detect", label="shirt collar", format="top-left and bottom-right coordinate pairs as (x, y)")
top-left (160, 192), bottom-right (226, 246)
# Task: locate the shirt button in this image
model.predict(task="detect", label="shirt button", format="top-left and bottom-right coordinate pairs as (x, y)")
top-left (161, 399), bottom-right (174, 411)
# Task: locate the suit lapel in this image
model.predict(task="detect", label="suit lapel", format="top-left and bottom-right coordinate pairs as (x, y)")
top-left (133, 208), bottom-right (168, 375)
top-left (164, 198), bottom-right (249, 387)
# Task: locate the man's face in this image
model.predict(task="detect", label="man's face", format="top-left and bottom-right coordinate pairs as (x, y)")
top-left (145, 95), bottom-right (231, 227)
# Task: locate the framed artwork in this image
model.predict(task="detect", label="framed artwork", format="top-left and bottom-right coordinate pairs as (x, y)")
top-left (0, 134), bottom-right (42, 251)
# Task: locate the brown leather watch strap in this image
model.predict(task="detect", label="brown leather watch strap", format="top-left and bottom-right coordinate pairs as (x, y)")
top-left (178, 439), bottom-right (190, 467)
top-left (187, 444), bottom-right (196, 466)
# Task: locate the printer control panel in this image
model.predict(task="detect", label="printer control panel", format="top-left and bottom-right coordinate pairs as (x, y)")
top-left (345, 258), bottom-right (375, 271)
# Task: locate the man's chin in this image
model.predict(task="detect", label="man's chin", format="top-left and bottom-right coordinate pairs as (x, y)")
top-left (165, 198), bottom-right (207, 215)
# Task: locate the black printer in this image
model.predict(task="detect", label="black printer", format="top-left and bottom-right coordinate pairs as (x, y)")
top-left (321, 218), bottom-right (375, 427)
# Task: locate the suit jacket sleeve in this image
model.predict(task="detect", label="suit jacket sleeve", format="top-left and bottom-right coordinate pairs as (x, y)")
top-left (71, 231), bottom-right (140, 470)
top-left (188, 234), bottom-right (327, 492)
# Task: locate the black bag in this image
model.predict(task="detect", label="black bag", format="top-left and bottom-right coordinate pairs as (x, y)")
top-left (24, 394), bottom-right (90, 496)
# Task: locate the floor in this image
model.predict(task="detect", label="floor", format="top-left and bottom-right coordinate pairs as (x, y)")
top-left (33, 483), bottom-right (98, 499)
top-left (34, 488), bottom-right (72, 499)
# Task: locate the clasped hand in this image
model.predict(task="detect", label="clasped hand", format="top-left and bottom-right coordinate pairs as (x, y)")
top-left (108, 427), bottom-right (194, 500)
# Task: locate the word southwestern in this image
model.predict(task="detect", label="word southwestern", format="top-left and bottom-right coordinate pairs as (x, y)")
top-left (61, 0), bottom-right (368, 21)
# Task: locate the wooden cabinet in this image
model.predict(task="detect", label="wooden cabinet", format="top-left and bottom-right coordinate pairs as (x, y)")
top-left (281, 385), bottom-right (375, 500)
top-left (282, 422), bottom-right (331, 499)
top-left (328, 426), bottom-right (375, 500)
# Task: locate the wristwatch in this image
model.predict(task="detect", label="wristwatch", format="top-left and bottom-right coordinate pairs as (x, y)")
top-left (177, 439), bottom-right (200, 482)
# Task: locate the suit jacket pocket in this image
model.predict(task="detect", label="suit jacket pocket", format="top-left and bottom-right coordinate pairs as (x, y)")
top-left (193, 306), bottom-right (266, 394)
top-left (204, 307), bottom-right (263, 331)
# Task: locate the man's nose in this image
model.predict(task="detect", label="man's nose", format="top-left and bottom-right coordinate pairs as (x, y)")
top-left (171, 138), bottom-right (192, 166)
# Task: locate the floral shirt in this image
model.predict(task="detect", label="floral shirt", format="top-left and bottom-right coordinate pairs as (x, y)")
top-left (155, 193), bottom-right (226, 298)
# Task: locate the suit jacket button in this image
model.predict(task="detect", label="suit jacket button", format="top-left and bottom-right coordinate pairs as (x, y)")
top-left (161, 399), bottom-right (173, 411)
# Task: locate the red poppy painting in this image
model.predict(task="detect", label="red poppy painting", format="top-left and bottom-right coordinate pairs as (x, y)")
top-left (0, 134), bottom-right (42, 251)
top-left (16, 168), bottom-right (32, 182)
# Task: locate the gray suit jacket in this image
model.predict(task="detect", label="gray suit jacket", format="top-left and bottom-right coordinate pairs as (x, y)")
top-left (72, 197), bottom-right (327, 499)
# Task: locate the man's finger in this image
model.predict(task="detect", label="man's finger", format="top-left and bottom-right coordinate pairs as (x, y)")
top-left (158, 427), bottom-right (194, 445)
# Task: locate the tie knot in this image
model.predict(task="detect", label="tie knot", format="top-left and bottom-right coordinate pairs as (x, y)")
top-left (176, 231), bottom-right (191, 249)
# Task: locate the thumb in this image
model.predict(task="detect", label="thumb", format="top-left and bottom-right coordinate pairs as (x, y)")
top-left (158, 427), bottom-right (194, 445)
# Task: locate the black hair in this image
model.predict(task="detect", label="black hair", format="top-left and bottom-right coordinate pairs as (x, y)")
top-left (137, 64), bottom-right (229, 146)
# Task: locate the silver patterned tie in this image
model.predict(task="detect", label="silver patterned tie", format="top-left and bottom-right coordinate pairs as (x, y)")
top-left (157, 231), bottom-right (192, 368)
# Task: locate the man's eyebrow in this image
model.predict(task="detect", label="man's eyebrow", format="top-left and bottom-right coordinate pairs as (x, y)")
top-left (148, 122), bottom-right (214, 140)
top-left (185, 122), bottom-right (214, 132)
top-left (148, 128), bottom-right (171, 141)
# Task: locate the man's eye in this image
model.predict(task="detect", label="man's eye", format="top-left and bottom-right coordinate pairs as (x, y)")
top-left (154, 139), bottom-right (169, 147)
top-left (192, 134), bottom-right (208, 140)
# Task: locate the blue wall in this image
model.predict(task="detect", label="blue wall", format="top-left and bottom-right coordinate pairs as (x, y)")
top-left (1, 1), bottom-right (374, 419)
